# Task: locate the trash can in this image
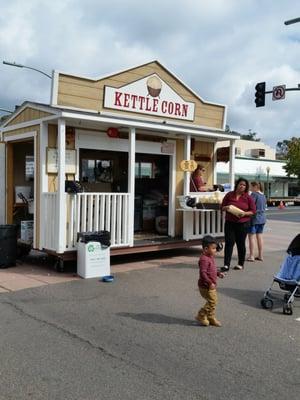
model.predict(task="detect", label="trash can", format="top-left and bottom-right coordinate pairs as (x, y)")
top-left (77, 231), bottom-right (111, 278)
top-left (0, 225), bottom-right (17, 268)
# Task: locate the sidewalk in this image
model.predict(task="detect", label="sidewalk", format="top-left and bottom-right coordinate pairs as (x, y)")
top-left (0, 218), bottom-right (298, 293)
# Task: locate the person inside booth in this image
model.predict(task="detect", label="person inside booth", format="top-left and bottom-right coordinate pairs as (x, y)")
top-left (190, 164), bottom-right (207, 192)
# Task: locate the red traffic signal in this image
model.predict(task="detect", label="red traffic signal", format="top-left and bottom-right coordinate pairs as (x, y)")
top-left (255, 82), bottom-right (266, 107)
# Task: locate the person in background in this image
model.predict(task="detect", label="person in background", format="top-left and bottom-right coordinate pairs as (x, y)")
top-left (221, 178), bottom-right (256, 272)
top-left (195, 235), bottom-right (225, 327)
top-left (190, 164), bottom-right (207, 192)
top-left (247, 182), bottom-right (267, 262)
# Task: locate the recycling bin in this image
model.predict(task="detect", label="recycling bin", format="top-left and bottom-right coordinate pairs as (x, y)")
top-left (77, 231), bottom-right (111, 279)
top-left (0, 225), bottom-right (17, 268)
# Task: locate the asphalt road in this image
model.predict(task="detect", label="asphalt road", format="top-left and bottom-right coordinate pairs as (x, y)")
top-left (0, 220), bottom-right (300, 399)
top-left (266, 205), bottom-right (300, 223)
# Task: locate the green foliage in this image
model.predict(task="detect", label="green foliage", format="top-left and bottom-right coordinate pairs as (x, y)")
top-left (225, 126), bottom-right (260, 141)
top-left (240, 129), bottom-right (260, 141)
top-left (276, 140), bottom-right (290, 159)
top-left (284, 137), bottom-right (300, 179)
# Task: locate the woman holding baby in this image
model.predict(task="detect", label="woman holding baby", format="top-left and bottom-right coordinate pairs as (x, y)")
top-left (220, 178), bottom-right (256, 272)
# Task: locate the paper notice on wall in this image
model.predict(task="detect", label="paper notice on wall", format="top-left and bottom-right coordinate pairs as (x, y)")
top-left (46, 148), bottom-right (76, 174)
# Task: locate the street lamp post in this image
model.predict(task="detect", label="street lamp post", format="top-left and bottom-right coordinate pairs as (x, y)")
top-left (284, 17), bottom-right (300, 25)
top-left (266, 166), bottom-right (270, 203)
top-left (0, 108), bottom-right (13, 114)
top-left (3, 61), bottom-right (52, 79)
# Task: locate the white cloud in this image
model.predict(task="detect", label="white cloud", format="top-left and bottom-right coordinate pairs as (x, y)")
top-left (1, 0), bottom-right (300, 146)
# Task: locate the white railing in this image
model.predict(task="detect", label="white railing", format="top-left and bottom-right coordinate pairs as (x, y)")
top-left (69, 193), bottom-right (130, 250)
top-left (183, 209), bottom-right (225, 240)
top-left (42, 192), bottom-right (58, 251)
top-left (42, 192), bottom-right (130, 252)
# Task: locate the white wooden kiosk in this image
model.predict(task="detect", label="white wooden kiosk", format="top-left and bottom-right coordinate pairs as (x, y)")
top-left (0, 60), bottom-right (238, 265)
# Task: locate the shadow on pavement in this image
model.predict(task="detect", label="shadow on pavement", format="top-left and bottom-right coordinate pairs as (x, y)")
top-left (218, 286), bottom-right (290, 314)
top-left (117, 312), bottom-right (197, 326)
top-left (159, 263), bottom-right (195, 270)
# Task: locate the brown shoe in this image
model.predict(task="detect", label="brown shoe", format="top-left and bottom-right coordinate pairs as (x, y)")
top-left (195, 315), bottom-right (209, 326)
top-left (208, 318), bottom-right (222, 327)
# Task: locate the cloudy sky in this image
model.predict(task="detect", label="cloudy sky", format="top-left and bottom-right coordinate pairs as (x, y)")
top-left (1, 0), bottom-right (300, 146)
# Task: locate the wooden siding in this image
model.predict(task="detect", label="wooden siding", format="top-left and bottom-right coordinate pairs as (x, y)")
top-left (57, 61), bottom-right (225, 129)
top-left (6, 108), bottom-right (53, 126)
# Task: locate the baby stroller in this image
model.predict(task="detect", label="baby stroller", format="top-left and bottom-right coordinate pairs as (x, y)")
top-left (261, 234), bottom-right (300, 315)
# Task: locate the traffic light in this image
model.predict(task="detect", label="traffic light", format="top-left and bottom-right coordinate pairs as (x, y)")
top-left (255, 82), bottom-right (266, 107)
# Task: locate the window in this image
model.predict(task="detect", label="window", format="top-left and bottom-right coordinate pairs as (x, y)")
top-left (135, 162), bottom-right (153, 178)
top-left (235, 147), bottom-right (241, 156)
top-left (81, 159), bottom-right (113, 183)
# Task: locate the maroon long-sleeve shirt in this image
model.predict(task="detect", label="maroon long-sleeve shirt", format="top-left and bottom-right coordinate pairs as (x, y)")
top-left (198, 254), bottom-right (220, 289)
top-left (221, 191), bottom-right (256, 223)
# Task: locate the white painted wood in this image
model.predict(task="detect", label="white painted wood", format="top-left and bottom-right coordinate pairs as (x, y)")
top-left (88, 195), bottom-right (93, 231)
top-left (168, 143), bottom-right (176, 237)
top-left (117, 195), bottom-right (122, 244)
top-left (39, 122), bottom-right (48, 249)
top-left (212, 141), bottom-right (217, 185)
top-left (123, 195), bottom-right (128, 244)
top-left (33, 132), bottom-right (38, 249)
top-left (111, 195), bottom-right (116, 245)
top-left (229, 139), bottom-right (236, 190)
top-left (76, 129), bottom-right (175, 155)
top-left (1, 115), bottom-right (59, 133)
top-left (183, 135), bottom-right (191, 196)
top-left (0, 143), bottom-right (6, 224)
top-left (61, 111), bottom-right (238, 141)
top-left (128, 127), bottom-right (136, 246)
top-left (181, 209), bottom-right (225, 240)
top-left (3, 131), bottom-right (37, 142)
top-left (57, 119), bottom-right (66, 253)
top-left (50, 70), bottom-right (59, 106)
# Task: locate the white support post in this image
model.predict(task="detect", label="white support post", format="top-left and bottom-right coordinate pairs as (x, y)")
top-left (39, 122), bottom-right (48, 249)
top-left (0, 143), bottom-right (5, 225)
top-left (57, 119), bottom-right (66, 253)
top-left (128, 127), bottom-right (136, 247)
top-left (229, 139), bottom-right (236, 190)
top-left (183, 135), bottom-right (191, 195)
top-left (212, 141), bottom-right (217, 185)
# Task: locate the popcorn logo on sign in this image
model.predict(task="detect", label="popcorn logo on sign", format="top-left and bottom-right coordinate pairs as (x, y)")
top-left (180, 160), bottom-right (198, 172)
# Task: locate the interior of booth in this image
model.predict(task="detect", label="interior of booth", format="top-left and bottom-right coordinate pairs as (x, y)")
top-left (79, 149), bottom-right (169, 235)
top-left (8, 141), bottom-right (34, 242)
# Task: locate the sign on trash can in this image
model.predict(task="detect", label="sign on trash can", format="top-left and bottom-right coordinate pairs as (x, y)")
top-left (77, 231), bottom-right (111, 278)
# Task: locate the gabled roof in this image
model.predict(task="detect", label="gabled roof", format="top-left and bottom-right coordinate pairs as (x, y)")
top-left (1, 101), bottom-right (60, 128)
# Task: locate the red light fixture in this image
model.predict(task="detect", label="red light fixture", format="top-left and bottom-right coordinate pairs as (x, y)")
top-left (107, 127), bottom-right (119, 138)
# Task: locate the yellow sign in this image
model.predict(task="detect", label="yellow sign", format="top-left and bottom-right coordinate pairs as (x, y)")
top-left (180, 159), bottom-right (198, 172)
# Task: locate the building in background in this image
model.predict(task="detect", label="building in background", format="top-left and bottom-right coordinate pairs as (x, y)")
top-left (216, 139), bottom-right (299, 202)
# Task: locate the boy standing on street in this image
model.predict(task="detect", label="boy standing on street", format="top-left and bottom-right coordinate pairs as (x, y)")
top-left (195, 236), bottom-right (224, 327)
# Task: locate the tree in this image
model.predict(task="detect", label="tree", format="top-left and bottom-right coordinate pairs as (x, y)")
top-left (240, 129), bottom-right (260, 142)
top-left (225, 126), bottom-right (260, 141)
top-left (284, 137), bottom-right (300, 179)
top-left (276, 139), bottom-right (290, 159)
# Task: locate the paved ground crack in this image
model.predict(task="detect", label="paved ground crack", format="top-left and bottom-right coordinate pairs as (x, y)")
top-left (2, 300), bottom-right (206, 399)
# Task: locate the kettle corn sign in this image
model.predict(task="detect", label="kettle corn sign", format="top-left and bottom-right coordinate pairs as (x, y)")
top-left (104, 74), bottom-right (195, 121)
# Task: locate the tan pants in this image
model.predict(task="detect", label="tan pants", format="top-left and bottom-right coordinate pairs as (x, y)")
top-left (197, 287), bottom-right (218, 319)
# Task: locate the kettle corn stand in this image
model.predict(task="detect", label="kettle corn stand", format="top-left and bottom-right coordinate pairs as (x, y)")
top-left (0, 60), bottom-right (239, 268)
